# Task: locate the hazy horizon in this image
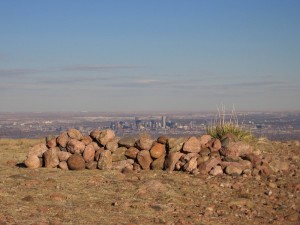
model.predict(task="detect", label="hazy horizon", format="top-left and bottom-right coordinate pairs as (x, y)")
top-left (1, 1), bottom-right (299, 112)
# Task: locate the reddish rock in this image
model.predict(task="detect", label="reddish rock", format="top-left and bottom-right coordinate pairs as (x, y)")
top-left (125, 147), bottom-right (139, 159)
top-left (27, 143), bottom-right (48, 158)
top-left (67, 128), bottom-right (83, 141)
top-left (66, 139), bottom-right (85, 154)
top-left (67, 153), bottom-right (85, 170)
top-left (56, 132), bottom-right (69, 148)
top-left (210, 139), bottom-right (222, 152)
top-left (58, 161), bottom-right (69, 170)
top-left (220, 141), bottom-right (253, 157)
top-left (94, 148), bottom-right (105, 161)
top-left (90, 129), bottom-right (101, 140)
top-left (24, 155), bottom-right (42, 169)
top-left (209, 165), bottom-right (223, 176)
top-left (43, 148), bottom-right (59, 168)
top-left (150, 142), bottom-right (165, 159)
top-left (151, 154), bottom-right (166, 170)
top-left (118, 137), bottom-right (136, 148)
top-left (137, 150), bottom-right (153, 170)
top-left (198, 158), bottom-right (221, 174)
top-left (97, 150), bottom-right (112, 170)
top-left (81, 135), bottom-right (93, 146)
top-left (46, 135), bottom-right (57, 148)
top-left (97, 129), bottom-right (115, 146)
top-left (136, 134), bottom-right (154, 150)
top-left (199, 134), bottom-right (212, 147)
top-left (90, 141), bottom-right (101, 151)
top-left (168, 137), bottom-right (187, 152)
top-left (111, 147), bottom-right (127, 162)
top-left (269, 160), bottom-right (290, 172)
top-left (83, 144), bottom-right (95, 163)
top-left (244, 154), bottom-right (262, 168)
top-left (86, 161), bottom-right (98, 170)
top-left (58, 151), bottom-right (72, 161)
top-left (183, 136), bottom-right (201, 153)
top-left (225, 165), bottom-right (243, 176)
top-left (105, 138), bottom-right (119, 152)
top-left (183, 153), bottom-right (199, 162)
top-left (157, 135), bottom-right (168, 144)
top-left (112, 160), bottom-right (133, 170)
top-left (165, 152), bottom-right (184, 172)
top-left (183, 156), bottom-right (198, 172)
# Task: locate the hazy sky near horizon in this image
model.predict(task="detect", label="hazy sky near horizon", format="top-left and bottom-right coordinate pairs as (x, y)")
top-left (0, 0), bottom-right (299, 112)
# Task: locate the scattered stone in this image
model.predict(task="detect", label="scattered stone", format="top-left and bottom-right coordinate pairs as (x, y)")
top-left (66, 139), bottom-right (85, 154)
top-left (56, 132), bottom-right (69, 148)
top-left (150, 142), bottom-right (165, 158)
top-left (67, 128), bottom-right (83, 141)
top-left (225, 165), bottom-right (243, 176)
top-left (67, 153), bottom-right (85, 170)
top-left (165, 152), bottom-right (183, 172)
top-left (97, 129), bottom-right (115, 146)
top-left (125, 147), bottom-right (140, 159)
top-left (118, 137), bottom-right (136, 148)
top-left (183, 136), bottom-right (201, 153)
top-left (83, 144), bottom-right (95, 163)
top-left (137, 150), bottom-right (153, 170)
top-left (269, 160), bottom-right (290, 172)
top-left (24, 155), bottom-right (42, 169)
top-left (44, 148), bottom-right (59, 168)
top-left (209, 166), bottom-right (223, 176)
top-left (97, 150), bottom-right (112, 170)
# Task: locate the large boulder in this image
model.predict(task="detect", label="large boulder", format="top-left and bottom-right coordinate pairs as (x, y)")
top-left (56, 132), bottom-right (69, 148)
top-left (97, 150), bottom-right (112, 170)
top-left (168, 137), bottom-right (187, 152)
top-left (118, 137), bottom-right (136, 148)
top-left (67, 128), bottom-right (83, 141)
top-left (150, 142), bottom-right (165, 159)
top-left (151, 155), bottom-right (166, 170)
top-left (111, 147), bottom-right (127, 162)
top-left (27, 143), bottom-right (48, 158)
top-left (165, 152), bottom-right (183, 172)
top-left (97, 129), bottom-right (115, 146)
top-left (24, 155), bottom-right (42, 169)
top-left (183, 136), bottom-right (201, 153)
top-left (125, 147), bottom-right (140, 159)
top-left (43, 148), bottom-right (59, 168)
top-left (136, 134), bottom-right (154, 151)
top-left (137, 150), bottom-right (152, 170)
top-left (66, 139), bottom-right (85, 154)
top-left (67, 154), bottom-right (85, 170)
top-left (58, 151), bottom-right (72, 161)
top-left (83, 144), bottom-right (95, 163)
top-left (220, 141), bottom-right (253, 157)
top-left (46, 135), bottom-right (57, 148)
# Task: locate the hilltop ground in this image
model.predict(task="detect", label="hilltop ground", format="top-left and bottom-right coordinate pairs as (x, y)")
top-left (0, 138), bottom-right (299, 225)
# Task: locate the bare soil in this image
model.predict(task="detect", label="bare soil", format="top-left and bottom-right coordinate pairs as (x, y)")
top-left (0, 139), bottom-right (299, 225)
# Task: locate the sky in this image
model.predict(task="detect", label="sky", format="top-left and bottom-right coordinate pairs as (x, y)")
top-left (0, 0), bottom-right (299, 112)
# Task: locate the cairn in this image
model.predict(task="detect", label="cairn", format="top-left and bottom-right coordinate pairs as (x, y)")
top-left (24, 128), bottom-right (289, 176)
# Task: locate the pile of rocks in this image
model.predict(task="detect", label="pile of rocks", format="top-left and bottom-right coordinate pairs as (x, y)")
top-left (24, 128), bottom-right (289, 176)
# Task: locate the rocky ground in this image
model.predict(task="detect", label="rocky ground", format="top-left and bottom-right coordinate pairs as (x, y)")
top-left (0, 138), bottom-right (299, 225)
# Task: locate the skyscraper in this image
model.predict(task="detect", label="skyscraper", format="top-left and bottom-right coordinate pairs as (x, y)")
top-left (162, 116), bottom-right (167, 129)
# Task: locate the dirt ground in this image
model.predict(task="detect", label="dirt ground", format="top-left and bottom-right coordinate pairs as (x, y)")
top-left (0, 139), bottom-right (299, 225)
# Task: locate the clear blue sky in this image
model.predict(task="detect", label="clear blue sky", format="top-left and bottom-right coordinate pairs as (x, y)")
top-left (0, 0), bottom-right (299, 112)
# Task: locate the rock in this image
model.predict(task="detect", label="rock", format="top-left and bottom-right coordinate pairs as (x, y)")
top-left (182, 153), bottom-right (199, 162)
top-left (198, 158), bottom-right (221, 174)
top-left (199, 148), bottom-right (210, 157)
top-left (56, 132), bottom-right (69, 148)
top-left (97, 129), bottom-right (115, 146)
top-left (197, 155), bottom-right (209, 164)
top-left (90, 129), bottom-right (101, 140)
top-left (137, 150), bottom-right (153, 170)
top-left (165, 152), bottom-right (183, 172)
top-left (225, 165), bottom-right (243, 176)
top-left (209, 166), bottom-right (223, 176)
top-left (168, 137), bottom-right (187, 152)
top-left (90, 141), bottom-right (101, 151)
top-left (221, 133), bottom-right (238, 147)
top-left (151, 154), bottom-right (166, 170)
top-left (66, 139), bottom-right (85, 154)
top-left (94, 148), bottom-right (105, 161)
top-left (133, 162), bottom-right (141, 171)
top-left (46, 135), bottom-right (57, 148)
top-left (199, 134), bottom-right (212, 147)
top-left (27, 143), bottom-right (48, 158)
top-left (97, 150), bottom-right (112, 170)
top-left (81, 135), bottom-right (93, 146)
top-left (112, 160), bottom-right (133, 170)
top-left (67, 128), bottom-right (83, 141)
top-left (157, 136), bottom-right (168, 144)
top-left (220, 141), bottom-right (253, 157)
top-left (83, 144), bottom-right (95, 163)
top-left (43, 148), bottom-right (59, 168)
top-left (57, 151), bottom-right (72, 161)
top-left (111, 147), bottom-right (127, 162)
top-left (136, 134), bottom-right (154, 150)
top-left (105, 138), bottom-right (119, 152)
top-left (210, 139), bottom-right (222, 152)
top-left (285, 212), bottom-right (299, 222)
top-left (210, 151), bottom-right (220, 159)
top-left (86, 161), bottom-right (98, 170)
top-left (125, 147), bottom-right (140, 159)
top-left (150, 142), bottom-right (166, 159)
top-left (244, 154), bottom-right (262, 168)
top-left (24, 155), bottom-right (42, 169)
top-left (183, 157), bottom-right (198, 172)
top-left (67, 153), bottom-right (85, 170)
top-left (183, 136), bottom-right (201, 153)
top-left (269, 160), bottom-right (290, 172)
top-left (58, 161), bottom-right (69, 170)
top-left (118, 137), bottom-right (136, 148)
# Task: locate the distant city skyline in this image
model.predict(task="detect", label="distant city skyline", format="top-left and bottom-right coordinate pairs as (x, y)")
top-left (0, 1), bottom-right (299, 112)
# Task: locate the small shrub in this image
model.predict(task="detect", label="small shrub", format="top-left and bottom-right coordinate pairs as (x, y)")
top-left (206, 105), bottom-right (254, 142)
